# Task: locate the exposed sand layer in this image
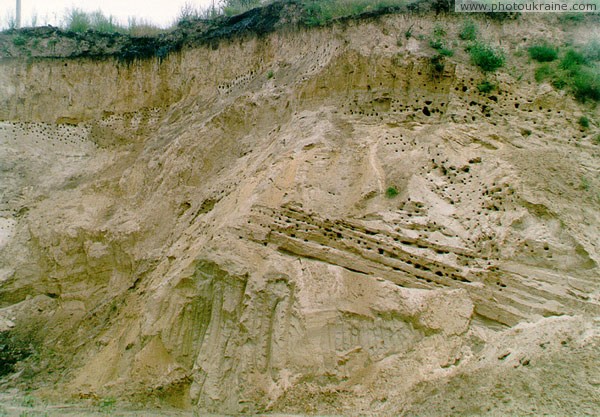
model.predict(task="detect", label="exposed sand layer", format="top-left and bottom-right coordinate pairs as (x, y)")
top-left (0, 11), bottom-right (598, 416)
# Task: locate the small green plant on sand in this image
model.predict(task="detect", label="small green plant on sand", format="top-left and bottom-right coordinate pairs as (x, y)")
top-left (429, 25), bottom-right (453, 57)
top-left (385, 186), bottom-right (399, 198)
top-left (459, 20), bottom-right (477, 41)
top-left (430, 54), bottom-right (445, 73)
top-left (98, 396), bottom-right (116, 413)
top-left (12, 35), bottom-right (27, 47)
top-left (21, 394), bottom-right (35, 408)
top-left (405, 24), bottom-right (414, 40)
top-left (578, 116), bottom-right (590, 129)
top-left (528, 44), bottom-right (558, 62)
top-left (477, 80), bottom-right (496, 93)
top-left (580, 176), bottom-right (590, 191)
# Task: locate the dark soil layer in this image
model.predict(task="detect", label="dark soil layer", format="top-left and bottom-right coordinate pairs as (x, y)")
top-left (0, 0), bottom-right (400, 61)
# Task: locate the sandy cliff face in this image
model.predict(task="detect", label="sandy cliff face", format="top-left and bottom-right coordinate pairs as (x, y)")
top-left (0, 12), bottom-right (599, 415)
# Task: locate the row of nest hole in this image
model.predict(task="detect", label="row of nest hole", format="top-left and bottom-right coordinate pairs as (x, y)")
top-left (251, 207), bottom-right (474, 284)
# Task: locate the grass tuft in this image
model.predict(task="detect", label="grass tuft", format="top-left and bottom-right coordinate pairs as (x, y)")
top-left (572, 67), bottom-right (600, 102)
top-left (477, 80), bottom-right (496, 93)
top-left (560, 49), bottom-right (588, 71)
top-left (578, 116), bottom-right (590, 129)
top-left (528, 44), bottom-right (558, 62)
top-left (459, 20), bottom-right (477, 41)
top-left (385, 186), bottom-right (399, 198)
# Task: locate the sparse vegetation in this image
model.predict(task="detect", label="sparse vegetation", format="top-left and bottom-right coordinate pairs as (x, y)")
top-left (528, 44), bottom-right (558, 62)
top-left (438, 47), bottom-right (454, 57)
top-left (21, 394), bottom-right (36, 408)
top-left (222, 0), bottom-right (262, 17)
top-left (433, 25), bottom-right (446, 38)
top-left (127, 17), bottom-right (166, 37)
top-left (573, 67), bottom-right (600, 102)
top-left (60, 8), bottom-right (167, 35)
top-left (63, 8), bottom-right (92, 33)
top-left (429, 25), bottom-right (453, 56)
top-left (0, 331), bottom-right (32, 376)
top-left (531, 43), bottom-right (600, 103)
top-left (470, 43), bottom-right (505, 72)
top-left (580, 176), bottom-right (590, 191)
top-left (578, 116), bottom-right (590, 129)
top-left (459, 20), bottom-right (477, 41)
top-left (558, 13), bottom-right (584, 23)
top-left (98, 397), bottom-right (116, 413)
top-left (5, 13), bottom-right (17, 30)
top-left (560, 48), bottom-right (588, 71)
top-left (430, 54), bottom-right (445, 73)
top-left (12, 35), bottom-right (26, 46)
top-left (429, 39), bottom-right (453, 56)
top-left (87, 11), bottom-right (122, 33)
top-left (534, 63), bottom-right (555, 82)
top-left (521, 128), bottom-right (532, 137)
top-left (405, 24), bottom-right (414, 39)
top-left (583, 40), bottom-right (600, 62)
top-left (385, 186), bottom-right (399, 198)
top-left (477, 80), bottom-right (496, 93)
top-left (302, 0), bottom-right (406, 27)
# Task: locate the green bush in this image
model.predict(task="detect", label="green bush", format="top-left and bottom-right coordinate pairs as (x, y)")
top-left (385, 186), bottom-right (399, 198)
top-left (12, 35), bottom-right (26, 46)
top-left (578, 116), bottom-right (590, 128)
top-left (551, 77), bottom-right (568, 89)
top-left (64, 8), bottom-right (91, 32)
top-left (60, 8), bottom-right (164, 35)
top-left (89, 11), bottom-right (122, 33)
top-left (560, 49), bottom-right (588, 71)
top-left (0, 332), bottom-right (32, 376)
top-left (438, 47), bottom-right (454, 57)
top-left (431, 0), bottom-right (453, 13)
top-left (534, 63), bottom-right (554, 82)
top-left (536, 45), bottom-right (600, 103)
top-left (528, 44), bottom-right (558, 62)
top-left (572, 67), bottom-right (600, 102)
top-left (459, 20), bottom-right (477, 41)
top-left (534, 63), bottom-right (570, 89)
top-left (470, 43), bottom-right (505, 72)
